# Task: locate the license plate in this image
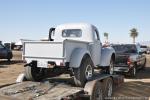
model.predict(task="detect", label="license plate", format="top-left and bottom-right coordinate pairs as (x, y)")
top-left (37, 61), bottom-right (48, 68)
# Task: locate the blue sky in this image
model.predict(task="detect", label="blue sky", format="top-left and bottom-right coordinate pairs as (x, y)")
top-left (0, 0), bottom-right (150, 43)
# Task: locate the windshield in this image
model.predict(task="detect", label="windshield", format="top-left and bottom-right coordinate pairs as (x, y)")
top-left (112, 44), bottom-right (137, 53)
top-left (62, 29), bottom-right (82, 37)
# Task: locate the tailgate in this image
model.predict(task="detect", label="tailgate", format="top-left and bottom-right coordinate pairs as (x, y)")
top-left (115, 54), bottom-right (129, 65)
top-left (23, 41), bottom-right (64, 59)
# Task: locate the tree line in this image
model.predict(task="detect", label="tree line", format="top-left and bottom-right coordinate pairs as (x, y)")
top-left (104, 28), bottom-right (138, 43)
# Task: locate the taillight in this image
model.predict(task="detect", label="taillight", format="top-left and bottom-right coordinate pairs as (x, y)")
top-left (127, 57), bottom-right (131, 65)
top-left (60, 62), bottom-right (64, 66)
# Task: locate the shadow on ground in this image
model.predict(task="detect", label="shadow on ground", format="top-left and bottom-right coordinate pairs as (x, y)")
top-left (113, 81), bottom-right (150, 100)
top-left (0, 60), bottom-right (23, 67)
top-left (113, 60), bottom-right (150, 100)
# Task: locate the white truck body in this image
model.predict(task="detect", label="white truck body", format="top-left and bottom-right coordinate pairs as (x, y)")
top-left (23, 23), bottom-right (115, 68)
top-left (23, 23), bottom-right (116, 87)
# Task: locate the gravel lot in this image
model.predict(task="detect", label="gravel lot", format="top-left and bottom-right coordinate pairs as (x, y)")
top-left (0, 51), bottom-right (150, 99)
top-left (113, 55), bottom-right (150, 100)
top-left (0, 51), bottom-right (24, 87)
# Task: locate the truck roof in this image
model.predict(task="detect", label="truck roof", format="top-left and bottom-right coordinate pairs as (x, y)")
top-left (54, 23), bottom-right (98, 42)
top-left (56, 23), bottom-right (96, 29)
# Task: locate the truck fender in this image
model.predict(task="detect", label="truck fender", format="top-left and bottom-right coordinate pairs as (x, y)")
top-left (69, 48), bottom-right (91, 68)
top-left (100, 47), bottom-right (115, 66)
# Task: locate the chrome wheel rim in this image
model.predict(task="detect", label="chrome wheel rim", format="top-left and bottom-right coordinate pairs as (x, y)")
top-left (85, 65), bottom-right (93, 79)
top-left (109, 61), bottom-right (114, 75)
top-left (133, 67), bottom-right (136, 76)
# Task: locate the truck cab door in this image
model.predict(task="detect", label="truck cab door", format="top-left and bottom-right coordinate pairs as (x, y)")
top-left (90, 29), bottom-right (101, 66)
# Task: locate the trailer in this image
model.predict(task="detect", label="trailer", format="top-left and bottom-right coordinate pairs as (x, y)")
top-left (0, 72), bottom-right (124, 100)
top-left (0, 23), bottom-right (124, 100)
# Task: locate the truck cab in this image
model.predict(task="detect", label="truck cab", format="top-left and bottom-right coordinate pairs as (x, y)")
top-left (49, 23), bottom-right (102, 66)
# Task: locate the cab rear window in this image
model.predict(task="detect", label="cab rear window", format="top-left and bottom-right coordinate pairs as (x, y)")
top-left (62, 29), bottom-right (82, 37)
top-left (112, 45), bottom-right (137, 53)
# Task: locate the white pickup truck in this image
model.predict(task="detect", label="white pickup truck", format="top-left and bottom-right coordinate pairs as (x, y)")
top-left (23, 23), bottom-right (115, 87)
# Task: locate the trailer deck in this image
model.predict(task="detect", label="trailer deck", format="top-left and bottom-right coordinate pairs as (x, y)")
top-left (0, 73), bottom-right (124, 100)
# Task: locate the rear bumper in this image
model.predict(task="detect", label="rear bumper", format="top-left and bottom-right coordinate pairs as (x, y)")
top-left (114, 66), bottom-right (129, 72)
top-left (24, 56), bottom-right (66, 68)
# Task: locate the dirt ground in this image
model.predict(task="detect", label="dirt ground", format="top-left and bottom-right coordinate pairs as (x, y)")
top-left (0, 51), bottom-right (24, 87)
top-left (113, 55), bottom-right (150, 100)
top-left (0, 51), bottom-right (150, 99)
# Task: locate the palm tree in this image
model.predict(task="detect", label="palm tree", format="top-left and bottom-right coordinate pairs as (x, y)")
top-left (104, 32), bottom-right (109, 43)
top-left (130, 28), bottom-right (138, 43)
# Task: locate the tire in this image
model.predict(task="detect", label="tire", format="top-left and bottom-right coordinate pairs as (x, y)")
top-left (90, 82), bottom-right (103, 100)
top-left (7, 59), bottom-right (11, 62)
top-left (103, 78), bottom-right (113, 99)
top-left (25, 65), bottom-right (45, 81)
top-left (73, 56), bottom-right (94, 87)
top-left (106, 59), bottom-right (114, 75)
top-left (7, 52), bottom-right (12, 62)
top-left (129, 66), bottom-right (136, 77)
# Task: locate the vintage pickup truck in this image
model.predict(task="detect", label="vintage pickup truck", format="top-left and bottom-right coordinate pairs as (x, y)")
top-left (23, 23), bottom-right (115, 87)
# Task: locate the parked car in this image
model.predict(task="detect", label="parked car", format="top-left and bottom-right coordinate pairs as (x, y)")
top-left (140, 45), bottom-right (148, 54)
top-left (0, 43), bottom-right (13, 61)
top-left (147, 47), bottom-right (150, 54)
top-left (112, 44), bottom-right (146, 77)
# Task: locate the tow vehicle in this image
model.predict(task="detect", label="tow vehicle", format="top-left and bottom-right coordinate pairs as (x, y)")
top-left (112, 44), bottom-right (146, 77)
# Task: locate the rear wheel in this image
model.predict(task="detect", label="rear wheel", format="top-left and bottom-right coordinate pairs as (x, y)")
top-left (84, 80), bottom-right (103, 100)
top-left (129, 66), bottom-right (136, 77)
top-left (7, 52), bottom-right (12, 62)
top-left (7, 59), bottom-right (11, 62)
top-left (25, 65), bottom-right (45, 81)
top-left (73, 56), bottom-right (94, 87)
top-left (103, 78), bottom-right (113, 98)
top-left (91, 82), bottom-right (103, 100)
top-left (106, 59), bottom-right (114, 75)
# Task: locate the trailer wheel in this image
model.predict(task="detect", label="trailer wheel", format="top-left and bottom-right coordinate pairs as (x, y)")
top-left (91, 82), bottom-right (103, 100)
top-left (84, 80), bottom-right (103, 100)
top-left (25, 66), bottom-right (45, 81)
top-left (73, 56), bottom-right (94, 87)
top-left (106, 59), bottom-right (114, 75)
top-left (103, 78), bottom-right (113, 98)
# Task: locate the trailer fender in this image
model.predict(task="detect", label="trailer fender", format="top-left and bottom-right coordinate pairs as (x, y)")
top-left (69, 48), bottom-right (90, 68)
top-left (84, 80), bottom-right (103, 100)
